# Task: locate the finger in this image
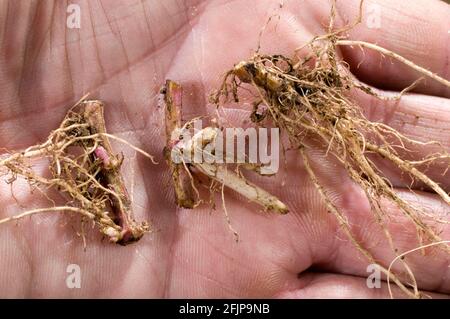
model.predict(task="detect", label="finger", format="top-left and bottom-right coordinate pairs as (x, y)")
top-left (350, 86), bottom-right (450, 191)
top-left (276, 272), bottom-right (449, 298)
top-left (165, 146), bottom-right (449, 297)
top-left (336, 0), bottom-right (450, 98)
top-left (316, 186), bottom-right (450, 295)
top-left (270, 147), bottom-right (450, 296)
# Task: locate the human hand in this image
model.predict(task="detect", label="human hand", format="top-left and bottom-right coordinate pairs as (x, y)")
top-left (0, 0), bottom-right (449, 298)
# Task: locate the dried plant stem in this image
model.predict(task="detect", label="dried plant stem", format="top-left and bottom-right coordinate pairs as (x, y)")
top-left (83, 101), bottom-right (150, 244)
top-left (162, 80), bottom-right (197, 208)
top-left (0, 98), bottom-right (153, 245)
top-left (194, 162), bottom-right (288, 214)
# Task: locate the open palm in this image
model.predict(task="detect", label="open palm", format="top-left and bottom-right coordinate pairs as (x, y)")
top-left (0, 0), bottom-right (449, 298)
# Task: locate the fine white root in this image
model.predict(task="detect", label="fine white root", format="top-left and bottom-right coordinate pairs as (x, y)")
top-left (221, 182), bottom-right (240, 242)
top-left (98, 133), bottom-right (158, 164)
top-left (365, 143), bottom-right (450, 206)
top-left (300, 146), bottom-right (420, 299)
top-left (0, 206), bottom-right (96, 225)
top-left (336, 40), bottom-right (450, 89)
top-left (387, 241), bottom-right (450, 299)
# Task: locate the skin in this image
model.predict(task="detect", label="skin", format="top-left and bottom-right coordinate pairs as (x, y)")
top-left (0, 0), bottom-right (449, 298)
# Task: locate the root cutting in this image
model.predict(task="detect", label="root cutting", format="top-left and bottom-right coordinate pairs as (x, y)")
top-left (0, 98), bottom-right (154, 245)
top-left (162, 80), bottom-right (288, 241)
top-left (210, 0), bottom-right (450, 297)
